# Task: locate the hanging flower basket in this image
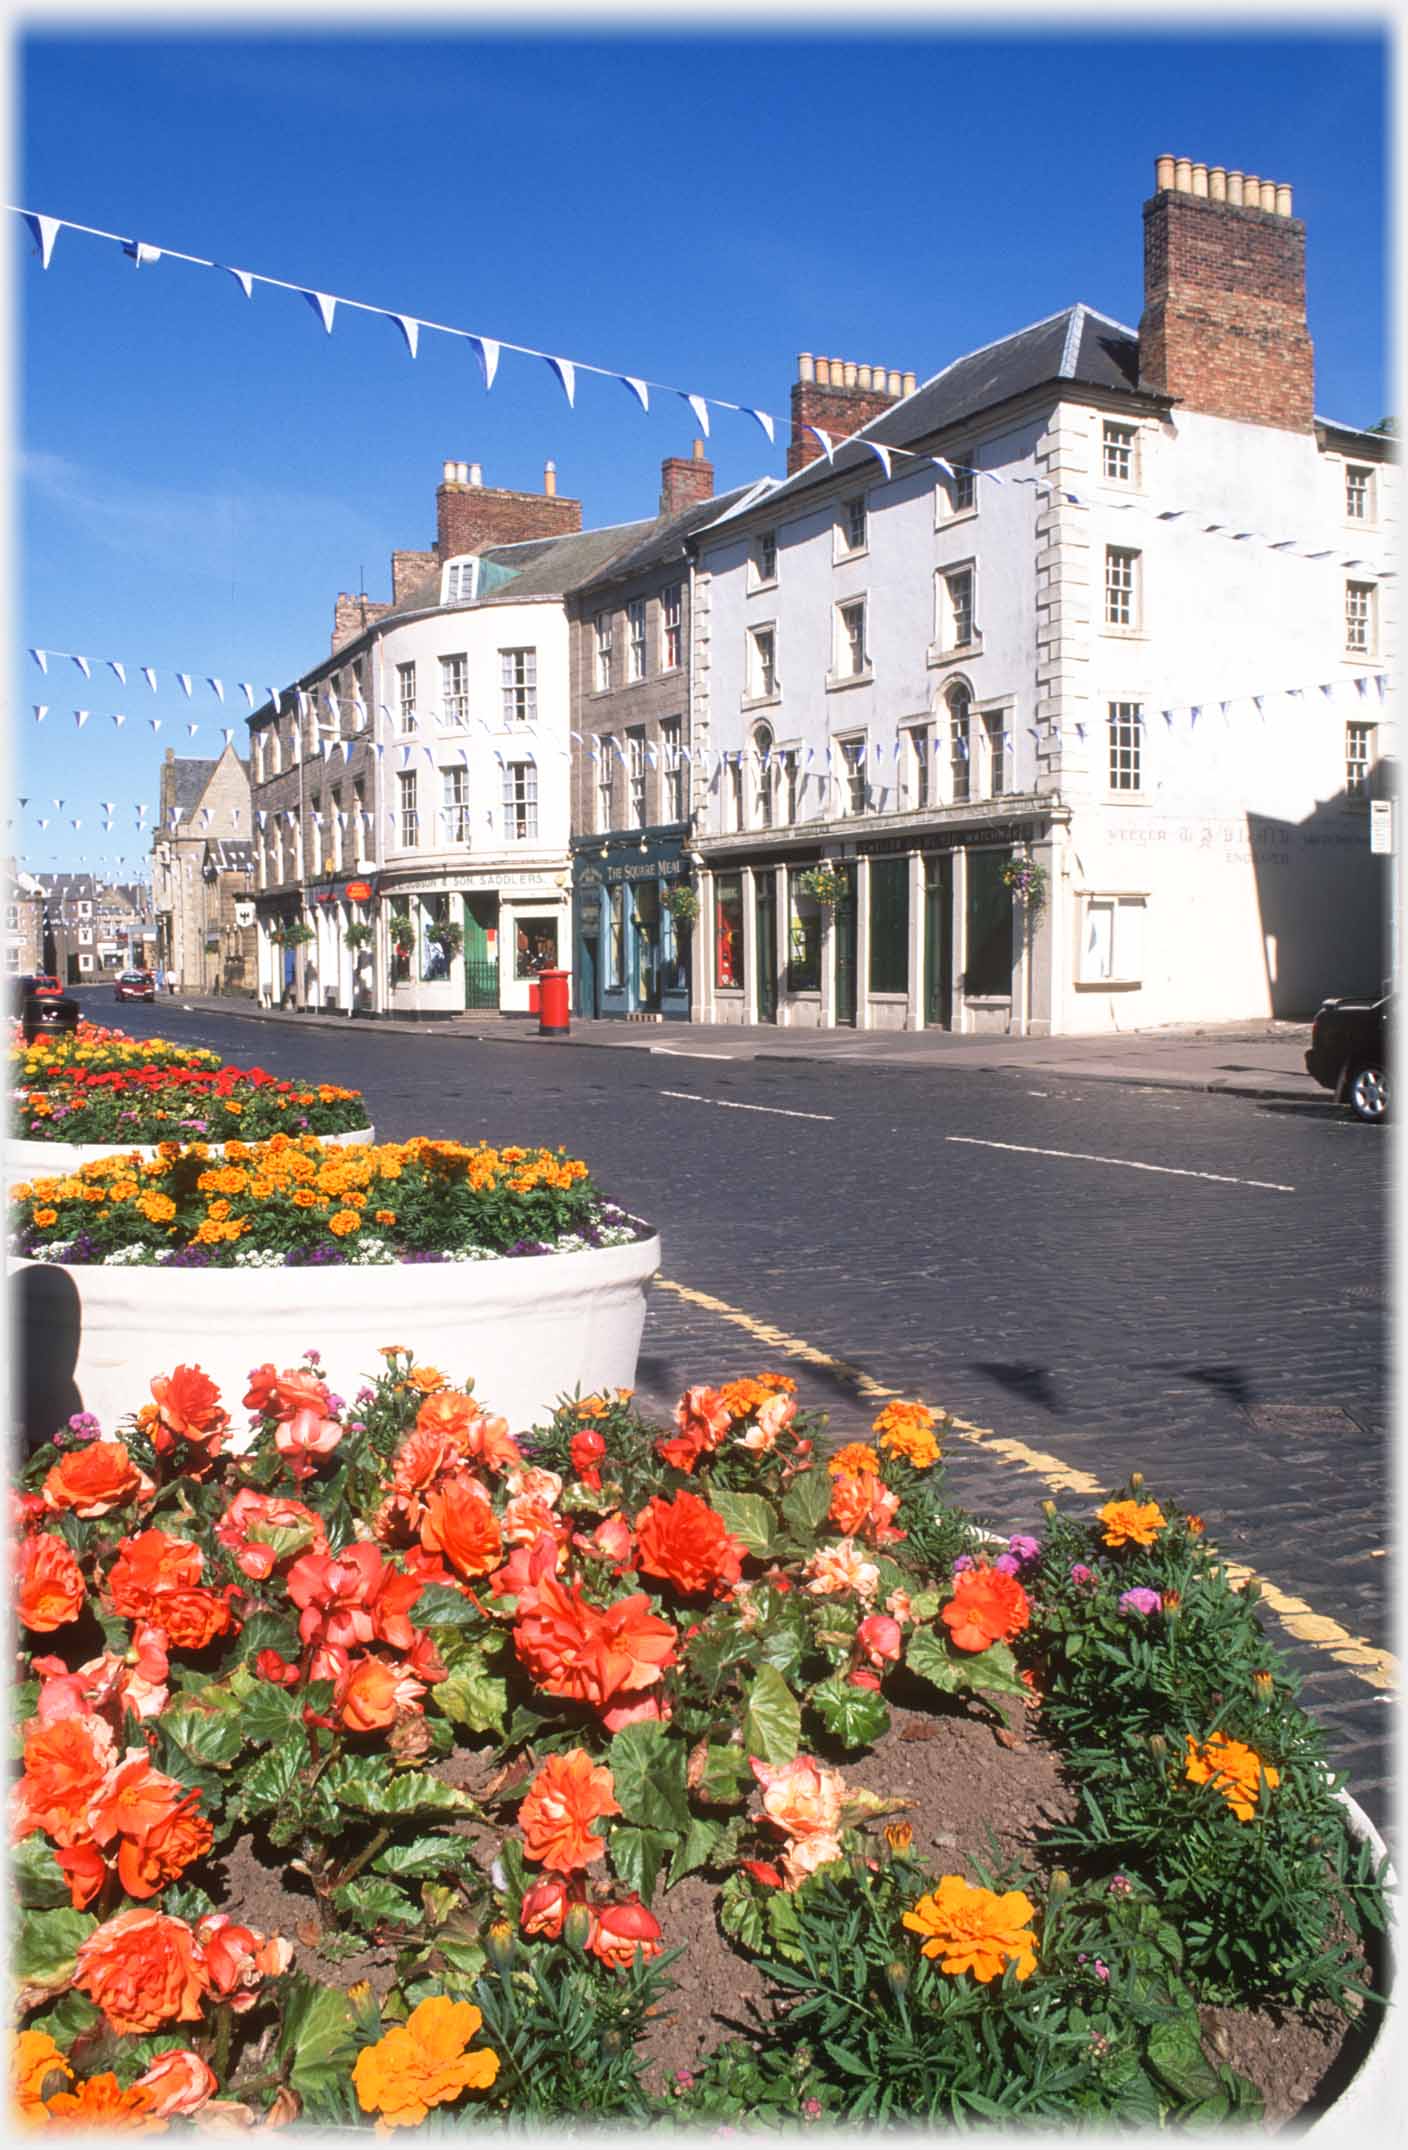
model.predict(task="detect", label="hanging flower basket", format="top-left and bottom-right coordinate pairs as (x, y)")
top-left (270, 923), bottom-right (314, 949)
top-left (1002, 852), bottom-right (1048, 915)
top-left (427, 920), bottom-right (465, 958)
top-left (390, 919), bottom-right (416, 956)
top-left (663, 885), bottom-right (700, 926)
top-left (797, 864), bottom-right (848, 908)
top-left (344, 923), bottom-right (374, 953)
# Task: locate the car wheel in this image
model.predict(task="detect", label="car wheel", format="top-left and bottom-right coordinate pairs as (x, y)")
top-left (1347, 1064), bottom-right (1389, 1123)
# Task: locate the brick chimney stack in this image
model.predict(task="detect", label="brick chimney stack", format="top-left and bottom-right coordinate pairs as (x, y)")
top-left (435, 456), bottom-right (582, 558)
top-left (659, 438), bottom-right (715, 517)
top-left (787, 353), bottom-right (915, 475)
top-left (1138, 153), bottom-right (1315, 432)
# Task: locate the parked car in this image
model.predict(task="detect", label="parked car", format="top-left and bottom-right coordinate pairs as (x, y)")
top-left (1305, 993), bottom-right (1391, 1122)
top-left (12, 972), bottom-right (63, 1012)
top-left (114, 969), bottom-right (156, 1003)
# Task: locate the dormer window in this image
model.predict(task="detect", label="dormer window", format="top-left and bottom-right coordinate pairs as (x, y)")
top-left (442, 557), bottom-right (477, 604)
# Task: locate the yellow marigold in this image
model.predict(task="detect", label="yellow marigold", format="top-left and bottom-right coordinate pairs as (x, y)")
top-left (374, 1209), bottom-right (396, 1227)
top-left (828, 1443), bottom-right (881, 1477)
top-left (32, 1208), bottom-right (60, 1229)
top-left (291, 1190), bottom-right (320, 1209)
top-left (13, 2027), bottom-right (74, 2120)
top-left (758, 1371), bottom-right (797, 1393)
top-left (328, 1210), bottom-right (361, 1237)
top-left (43, 2072), bottom-right (162, 2129)
top-left (873, 1400), bottom-right (940, 1470)
top-left (408, 1367), bottom-right (445, 1394)
top-left (1098, 1498), bottom-right (1167, 1550)
top-left (352, 1996), bottom-right (499, 2129)
top-left (205, 1200), bottom-right (232, 1223)
top-left (719, 1377), bottom-right (772, 1420)
top-left (11, 1183), bottom-right (33, 1201)
top-left (221, 1100), bottom-right (244, 1115)
top-left (110, 1180), bottom-right (140, 1202)
top-left (902, 1876), bottom-right (1038, 1982)
top-left (136, 1193), bottom-right (177, 1224)
top-left (1184, 1733), bottom-right (1280, 1822)
top-left (225, 1141), bottom-right (251, 1162)
top-left (215, 1167), bottom-right (247, 1194)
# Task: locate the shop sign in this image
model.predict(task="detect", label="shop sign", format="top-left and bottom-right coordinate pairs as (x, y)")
top-left (859, 819), bottom-right (1041, 857)
top-left (462, 870), bottom-right (557, 891)
top-left (346, 880), bottom-right (372, 901)
top-left (603, 856), bottom-right (685, 884)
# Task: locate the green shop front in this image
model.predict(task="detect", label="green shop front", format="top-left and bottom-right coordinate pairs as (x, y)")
top-left (571, 830), bottom-right (693, 1021)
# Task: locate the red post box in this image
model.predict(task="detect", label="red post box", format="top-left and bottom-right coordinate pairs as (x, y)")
top-left (527, 980), bottom-right (540, 1017)
top-left (537, 968), bottom-right (571, 1035)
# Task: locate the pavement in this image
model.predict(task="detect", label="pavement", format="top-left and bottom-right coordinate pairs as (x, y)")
top-left (164, 994), bottom-right (1323, 1105)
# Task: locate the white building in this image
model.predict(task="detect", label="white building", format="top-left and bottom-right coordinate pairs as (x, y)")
top-left (689, 155), bottom-right (1396, 1035)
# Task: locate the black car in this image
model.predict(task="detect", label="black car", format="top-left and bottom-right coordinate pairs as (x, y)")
top-left (1305, 993), bottom-right (1390, 1122)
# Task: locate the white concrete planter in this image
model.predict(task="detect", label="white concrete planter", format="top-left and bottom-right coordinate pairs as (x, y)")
top-left (12, 1231), bottom-right (661, 1447)
top-left (1304, 1786), bottom-right (1399, 2141)
top-left (5, 1125), bottom-right (374, 1194)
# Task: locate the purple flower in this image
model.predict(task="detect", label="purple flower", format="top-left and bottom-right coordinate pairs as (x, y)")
top-left (952, 1553), bottom-right (975, 1574)
top-left (1007, 1533), bottom-right (1041, 1567)
top-left (1093, 1959), bottom-right (1111, 1983)
top-left (356, 1386), bottom-right (375, 1404)
top-left (1119, 1587), bottom-right (1162, 1618)
top-left (1069, 1563), bottom-right (1096, 1588)
top-left (1108, 1873), bottom-right (1132, 1898)
top-left (993, 1553), bottom-right (1022, 1577)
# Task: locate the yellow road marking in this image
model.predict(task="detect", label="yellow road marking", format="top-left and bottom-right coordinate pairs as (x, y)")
top-left (654, 1276), bottom-right (1398, 1693)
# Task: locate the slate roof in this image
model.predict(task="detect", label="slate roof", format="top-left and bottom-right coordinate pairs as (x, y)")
top-left (380, 518), bottom-right (658, 623)
top-left (203, 840), bottom-right (256, 874)
top-left (570, 482), bottom-right (762, 594)
top-left (709, 304), bottom-right (1151, 524)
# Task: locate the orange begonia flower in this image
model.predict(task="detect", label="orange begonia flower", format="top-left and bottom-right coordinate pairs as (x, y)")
top-left (148, 1364), bottom-right (230, 1464)
top-left (43, 1441), bottom-right (154, 1518)
top-left (420, 1472), bottom-right (504, 1580)
top-left (130, 2049), bottom-right (218, 2120)
top-left (586, 1897), bottom-right (663, 1969)
top-left (519, 1749), bottom-right (622, 1872)
top-left (17, 1533), bottom-right (86, 1632)
top-left (634, 1490), bottom-right (746, 1597)
top-left (940, 1563), bottom-right (1031, 1653)
top-left (72, 1910), bottom-right (211, 2036)
top-left (1184, 1732), bottom-right (1280, 1821)
top-left (15, 1712), bottom-right (116, 1847)
top-left (513, 1577), bottom-right (676, 1711)
top-left (334, 1655), bottom-right (426, 1734)
top-left (903, 1876), bottom-right (1039, 1982)
top-left (352, 1995), bottom-right (499, 2130)
top-left (1097, 1497), bottom-right (1167, 1550)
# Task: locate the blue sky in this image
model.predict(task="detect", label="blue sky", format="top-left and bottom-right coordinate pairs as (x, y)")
top-left (15, 24), bottom-right (1392, 877)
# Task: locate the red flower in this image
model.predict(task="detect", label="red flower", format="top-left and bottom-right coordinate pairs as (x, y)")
top-left (741, 1859), bottom-right (785, 1889)
top-left (519, 1750), bottom-right (621, 1872)
top-left (569, 1428), bottom-right (607, 1489)
top-left (43, 1441), bottom-right (154, 1518)
top-left (634, 1491), bottom-right (746, 1597)
top-left (105, 1530), bottom-right (235, 1652)
top-left (420, 1472), bottom-right (504, 1580)
top-left (194, 1914), bottom-right (292, 2013)
top-left (656, 1384), bottom-right (731, 1473)
top-left (286, 1543), bottom-right (387, 1650)
top-left (519, 1877), bottom-right (569, 1938)
top-left (586, 1897), bottom-right (663, 1969)
top-left (17, 1533), bottom-right (86, 1631)
top-left (148, 1365), bottom-right (230, 1467)
top-left (940, 1562), bottom-right (1031, 1654)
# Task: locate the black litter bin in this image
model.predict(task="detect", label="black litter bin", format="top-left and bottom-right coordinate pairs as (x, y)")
top-left (21, 993), bottom-right (81, 1046)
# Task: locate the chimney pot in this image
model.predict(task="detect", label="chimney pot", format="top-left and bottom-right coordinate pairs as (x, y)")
top-left (1192, 162), bottom-right (1209, 197)
top-left (442, 459), bottom-right (457, 484)
top-left (1243, 173), bottom-right (1259, 206)
top-left (1174, 156), bottom-right (1193, 191)
top-left (815, 357), bottom-right (831, 385)
top-left (843, 360), bottom-right (858, 388)
top-left (857, 363), bottom-right (872, 389)
top-left (1259, 179), bottom-right (1277, 212)
top-left (798, 351), bottom-right (815, 382)
top-left (1155, 153), bottom-right (1176, 191)
top-left (1227, 169), bottom-right (1244, 205)
top-left (468, 462), bottom-right (482, 487)
top-left (691, 438), bottom-right (705, 461)
top-left (902, 370), bottom-right (916, 395)
top-left (1209, 165), bottom-right (1227, 201)
top-left (544, 460), bottom-right (557, 497)
top-left (1276, 182), bottom-right (1292, 217)
top-left (887, 369), bottom-right (903, 395)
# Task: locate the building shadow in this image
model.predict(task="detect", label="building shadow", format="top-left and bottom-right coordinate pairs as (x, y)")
top-left (11, 1263), bottom-right (82, 1450)
top-left (969, 1361), bottom-right (1063, 1413)
top-left (1246, 770), bottom-right (1387, 1017)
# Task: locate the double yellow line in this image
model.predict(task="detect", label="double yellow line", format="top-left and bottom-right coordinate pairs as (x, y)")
top-left (655, 1278), bottom-right (1397, 1693)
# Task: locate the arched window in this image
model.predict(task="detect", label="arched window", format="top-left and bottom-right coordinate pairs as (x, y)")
top-left (752, 721), bottom-right (775, 828)
top-left (946, 685), bottom-right (972, 805)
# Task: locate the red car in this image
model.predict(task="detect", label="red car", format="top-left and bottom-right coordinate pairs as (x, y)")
top-left (114, 970), bottom-right (156, 1003)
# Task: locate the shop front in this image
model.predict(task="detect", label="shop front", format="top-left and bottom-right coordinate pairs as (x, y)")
top-left (381, 869), bottom-right (570, 1018)
top-left (571, 830), bottom-right (693, 1022)
top-left (696, 807), bottom-right (1059, 1034)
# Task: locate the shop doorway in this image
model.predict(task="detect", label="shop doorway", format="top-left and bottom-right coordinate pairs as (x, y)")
top-left (754, 870), bottom-right (778, 1023)
top-left (463, 895), bottom-right (499, 1010)
top-left (579, 935), bottom-right (599, 1019)
top-left (924, 854), bottom-right (954, 1029)
top-left (964, 850), bottom-right (1015, 1000)
top-left (633, 882), bottom-right (661, 1011)
top-left (833, 874), bottom-right (857, 1027)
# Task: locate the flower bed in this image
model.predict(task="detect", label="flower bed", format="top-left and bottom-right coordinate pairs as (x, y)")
top-left (14, 1067), bottom-right (371, 1147)
top-left (13, 1031), bottom-right (223, 1089)
top-left (11, 1365), bottom-right (1391, 2131)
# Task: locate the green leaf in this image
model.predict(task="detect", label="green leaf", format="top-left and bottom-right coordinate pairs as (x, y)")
top-left (609, 1721), bottom-right (691, 1833)
top-left (1147, 2017), bottom-right (1226, 2105)
top-left (14, 1835), bottom-right (72, 1910)
top-left (667, 1814), bottom-right (724, 1888)
top-left (29, 1990), bottom-right (101, 2049)
top-left (232, 1609), bottom-right (300, 1666)
top-left (781, 1467), bottom-right (833, 1539)
top-left (609, 1824), bottom-right (676, 1903)
top-left (245, 1520), bottom-right (318, 1560)
top-left (14, 1907), bottom-right (97, 1997)
top-left (709, 1490), bottom-right (777, 1557)
top-left (325, 1760), bottom-right (479, 1818)
top-left (763, 1887), bottom-right (807, 1964)
top-left (237, 1682), bottom-right (304, 1746)
top-left (905, 1623), bottom-right (961, 1694)
top-left (809, 1673), bottom-right (890, 1751)
top-left (332, 1878), bottom-right (419, 1930)
top-left (411, 1582), bottom-right (487, 1632)
top-left (158, 1700), bottom-right (245, 1771)
top-left (717, 1870), bottom-right (766, 1952)
top-left (743, 1663), bottom-right (801, 1765)
top-left (694, 1744), bottom-right (754, 1807)
top-left (962, 1639), bottom-right (1028, 1700)
top-left (277, 1974), bottom-right (358, 2104)
top-left (236, 1739), bottom-right (303, 1819)
top-left (371, 1836), bottom-right (467, 1882)
top-left (432, 1656), bottom-right (508, 1735)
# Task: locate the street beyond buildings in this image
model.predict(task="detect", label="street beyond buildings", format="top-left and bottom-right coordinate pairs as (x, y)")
top-left (85, 989), bottom-right (1395, 1840)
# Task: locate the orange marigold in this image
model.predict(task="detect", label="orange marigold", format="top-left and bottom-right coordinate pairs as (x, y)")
top-left (13, 2028), bottom-right (73, 2119)
top-left (872, 1400), bottom-right (941, 1469)
top-left (940, 1562), bottom-right (1031, 1653)
top-left (1097, 1497), bottom-right (1167, 1550)
top-left (902, 1876), bottom-right (1038, 1982)
top-left (328, 1209), bottom-right (361, 1236)
top-left (42, 2072), bottom-right (163, 2129)
top-left (352, 1996), bottom-right (499, 2130)
top-left (519, 1749), bottom-right (621, 1872)
top-left (1184, 1732), bottom-right (1280, 1822)
top-left (828, 1442), bottom-right (881, 1477)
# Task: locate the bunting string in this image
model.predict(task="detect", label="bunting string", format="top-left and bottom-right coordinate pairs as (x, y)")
top-left (12, 203), bottom-right (1394, 578)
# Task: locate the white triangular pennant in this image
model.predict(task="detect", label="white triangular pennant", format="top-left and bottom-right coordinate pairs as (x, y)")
top-left (206, 677), bottom-right (223, 703)
top-left (860, 440), bottom-right (892, 479)
top-left (240, 682), bottom-right (255, 708)
top-left (304, 290), bottom-right (338, 335)
top-left (225, 265), bottom-right (255, 298)
top-left (108, 659), bottom-right (126, 685)
top-left (620, 375), bottom-right (650, 412)
top-left (30, 648), bottom-right (48, 673)
top-left (141, 666), bottom-right (157, 692)
top-left (749, 409), bottom-right (776, 444)
top-left (149, 718), bottom-right (162, 733)
top-left (33, 704), bottom-right (47, 723)
top-left (805, 425), bottom-right (833, 459)
top-left (73, 654), bottom-right (91, 679)
top-left (74, 710), bottom-right (90, 729)
top-left (177, 673), bottom-right (192, 697)
top-left (469, 335), bottom-right (500, 390)
top-left (123, 241), bottom-right (162, 268)
top-left (186, 721), bottom-right (199, 737)
top-left (683, 392), bottom-right (711, 438)
top-left (111, 712), bottom-right (126, 728)
top-left (389, 312), bottom-right (420, 359)
top-left (222, 728), bottom-right (234, 747)
top-left (24, 213), bottom-right (61, 269)
top-left (545, 355), bottom-right (576, 407)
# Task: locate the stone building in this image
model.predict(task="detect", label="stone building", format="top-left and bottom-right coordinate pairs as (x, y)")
top-left (3, 863), bottom-right (46, 979)
top-left (687, 155), bottom-right (1396, 1034)
top-left (150, 744), bottom-right (255, 993)
top-left (31, 872), bottom-right (156, 984)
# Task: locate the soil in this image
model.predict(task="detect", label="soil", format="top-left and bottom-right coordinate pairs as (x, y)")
top-left (216, 1697), bottom-right (1379, 2128)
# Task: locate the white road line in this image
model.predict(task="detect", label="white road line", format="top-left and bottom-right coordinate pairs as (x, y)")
top-left (944, 1135), bottom-right (1294, 1192)
top-left (661, 1090), bottom-right (835, 1123)
top-left (650, 1047), bottom-right (737, 1060)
